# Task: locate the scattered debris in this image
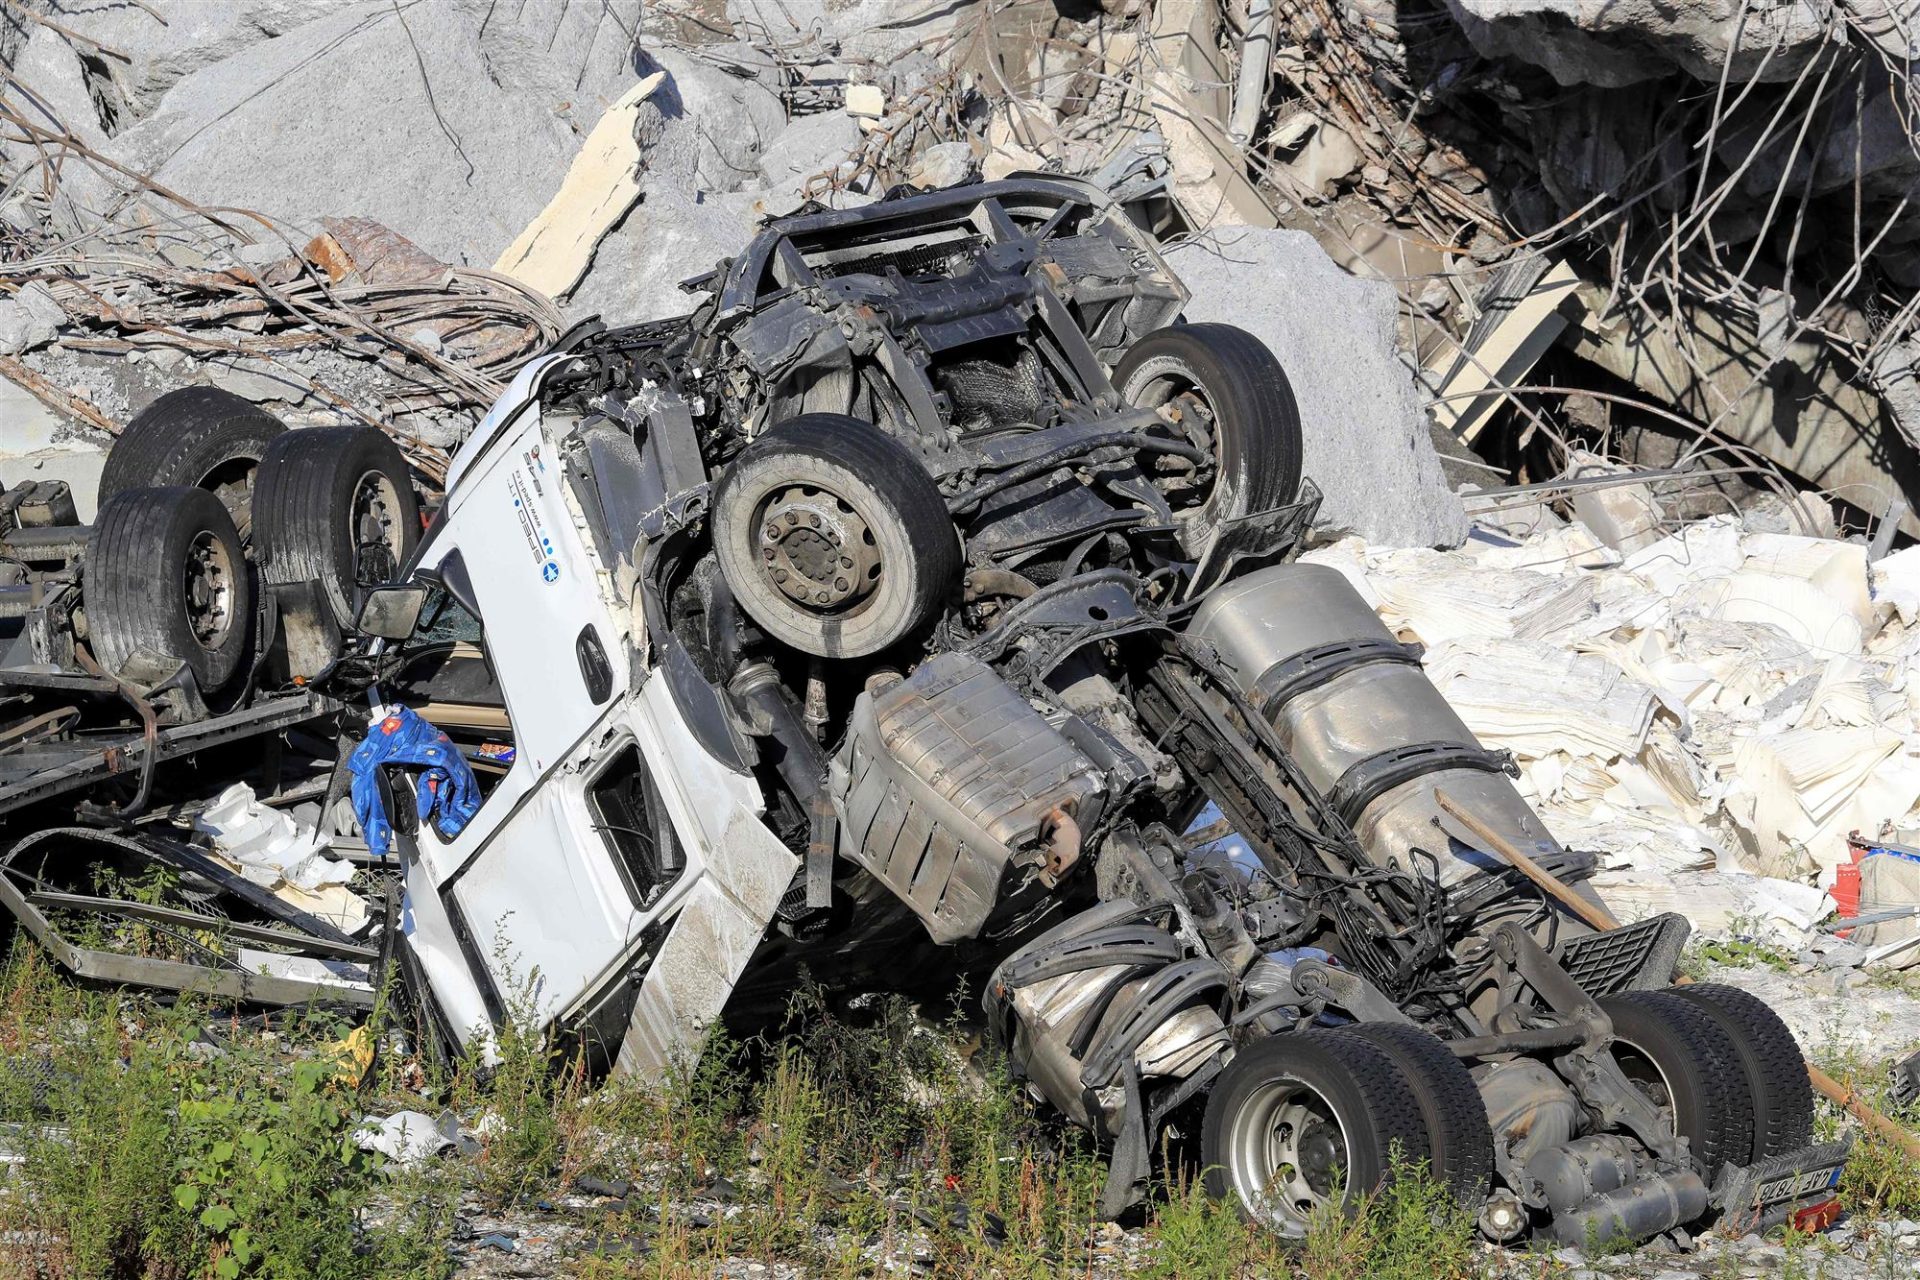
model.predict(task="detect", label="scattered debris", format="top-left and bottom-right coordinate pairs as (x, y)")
top-left (6, 2), bottom-right (1920, 1272)
top-left (353, 1110), bottom-right (478, 1171)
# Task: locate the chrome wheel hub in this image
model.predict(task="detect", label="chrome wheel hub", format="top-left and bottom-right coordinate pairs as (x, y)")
top-left (350, 470), bottom-right (404, 587)
top-left (182, 530), bottom-right (236, 650)
top-left (1225, 1079), bottom-right (1350, 1233)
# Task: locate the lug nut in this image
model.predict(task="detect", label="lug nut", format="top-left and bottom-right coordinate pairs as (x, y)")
top-left (764, 523), bottom-right (779, 539)
top-left (773, 569), bottom-right (788, 583)
top-left (815, 590), bottom-right (830, 603)
top-left (808, 513), bottom-right (821, 527)
top-left (835, 577), bottom-right (849, 591)
top-left (761, 547), bottom-right (775, 560)
top-left (784, 511), bottom-right (799, 526)
top-left (839, 556), bottom-right (853, 568)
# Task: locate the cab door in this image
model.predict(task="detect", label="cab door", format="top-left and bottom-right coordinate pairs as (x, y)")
top-left (394, 410), bottom-right (646, 1032)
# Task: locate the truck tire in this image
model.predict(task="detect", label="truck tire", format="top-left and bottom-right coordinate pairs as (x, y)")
top-left (711, 414), bottom-right (959, 658)
top-left (1337, 1022), bottom-right (1494, 1205)
top-left (1112, 323), bottom-right (1304, 556)
top-left (1599, 990), bottom-right (1756, 1176)
top-left (98, 387), bottom-right (287, 538)
top-left (254, 426), bottom-right (419, 629)
top-left (86, 486), bottom-right (251, 692)
top-left (1673, 983), bottom-right (1813, 1162)
top-left (1201, 1029), bottom-right (1431, 1234)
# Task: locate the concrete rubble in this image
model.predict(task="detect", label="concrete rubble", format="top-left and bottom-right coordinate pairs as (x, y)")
top-left (5, 0), bottom-right (1920, 1266)
top-left (2, 0), bottom-right (1916, 951)
top-left (1165, 227), bottom-right (1470, 547)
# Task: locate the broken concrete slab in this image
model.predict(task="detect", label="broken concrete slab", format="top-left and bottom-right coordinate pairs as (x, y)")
top-left (555, 48), bottom-right (816, 322)
top-left (80, 0), bottom-right (648, 267)
top-left (0, 283), bottom-right (65, 356)
top-left (0, 23), bottom-right (112, 185)
top-left (563, 185), bottom-right (762, 327)
top-left (28, 0), bottom-right (353, 121)
top-left (493, 73), bottom-right (669, 300)
top-left (728, 0), bottom-right (973, 68)
top-left (635, 46), bottom-right (789, 193)
top-left (908, 140), bottom-right (977, 189)
top-left (1443, 0), bottom-right (1835, 88)
top-left (0, 374), bottom-right (107, 519)
top-left (757, 109), bottom-right (862, 193)
top-left (1164, 227), bottom-right (1470, 548)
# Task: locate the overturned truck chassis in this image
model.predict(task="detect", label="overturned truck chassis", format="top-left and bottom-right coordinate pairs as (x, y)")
top-left (5, 179), bottom-right (1844, 1248)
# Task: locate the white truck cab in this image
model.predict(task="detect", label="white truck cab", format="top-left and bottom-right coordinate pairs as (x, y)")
top-left (370, 357), bottom-right (795, 1077)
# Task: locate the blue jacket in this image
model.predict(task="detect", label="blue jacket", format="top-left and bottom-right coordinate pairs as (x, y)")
top-left (349, 706), bottom-right (482, 857)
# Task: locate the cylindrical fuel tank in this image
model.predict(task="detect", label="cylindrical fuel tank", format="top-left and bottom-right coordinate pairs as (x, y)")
top-left (1187, 563), bottom-right (1564, 885)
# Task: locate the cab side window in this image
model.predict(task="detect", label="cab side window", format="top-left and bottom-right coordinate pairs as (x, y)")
top-left (385, 584), bottom-right (517, 793)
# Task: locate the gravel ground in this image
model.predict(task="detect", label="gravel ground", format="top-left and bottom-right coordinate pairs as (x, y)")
top-left (420, 957), bottom-right (1920, 1279)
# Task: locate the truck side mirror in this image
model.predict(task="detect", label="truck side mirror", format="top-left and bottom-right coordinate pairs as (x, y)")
top-left (355, 584), bottom-right (428, 640)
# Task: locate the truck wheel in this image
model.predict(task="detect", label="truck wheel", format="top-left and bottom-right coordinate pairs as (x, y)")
top-left (1599, 990), bottom-right (1755, 1176)
top-left (711, 414), bottom-right (959, 659)
top-left (254, 426), bottom-right (419, 628)
top-left (1201, 1029), bottom-right (1431, 1234)
top-left (1337, 1022), bottom-right (1493, 1205)
top-left (86, 486), bottom-right (251, 692)
top-left (98, 387), bottom-right (287, 539)
top-left (1673, 983), bottom-right (1813, 1162)
top-left (1112, 323), bottom-right (1304, 556)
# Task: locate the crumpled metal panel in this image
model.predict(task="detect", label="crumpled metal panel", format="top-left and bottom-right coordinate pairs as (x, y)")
top-left (830, 652), bottom-right (1101, 943)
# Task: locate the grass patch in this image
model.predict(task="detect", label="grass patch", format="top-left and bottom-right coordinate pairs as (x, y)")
top-left (1679, 922), bottom-right (1797, 976)
top-left (1807, 1042), bottom-right (1920, 1223)
top-left (0, 942), bottom-right (457, 1279)
top-left (13, 931), bottom-right (1918, 1279)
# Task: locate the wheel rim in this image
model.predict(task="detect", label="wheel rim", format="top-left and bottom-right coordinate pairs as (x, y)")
top-left (182, 529), bottom-right (237, 651)
top-left (1224, 1075), bottom-right (1351, 1233)
top-left (1127, 363), bottom-right (1222, 529)
top-left (1613, 1037), bottom-right (1680, 1130)
top-left (751, 484), bottom-right (884, 615)
top-left (349, 470), bottom-right (405, 588)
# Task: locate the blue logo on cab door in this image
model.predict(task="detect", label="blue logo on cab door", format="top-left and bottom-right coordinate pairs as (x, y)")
top-left (542, 562), bottom-right (560, 583)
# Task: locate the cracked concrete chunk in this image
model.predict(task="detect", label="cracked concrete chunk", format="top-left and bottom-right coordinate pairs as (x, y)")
top-left (1443, 0), bottom-right (1838, 88)
top-left (0, 25), bottom-right (112, 194)
top-left (1164, 227), bottom-right (1469, 548)
top-left (78, 0), bottom-right (649, 266)
top-left (33, 0), bottom-right (356, 119)
top-left (0, 283), bottom-right (65, 356)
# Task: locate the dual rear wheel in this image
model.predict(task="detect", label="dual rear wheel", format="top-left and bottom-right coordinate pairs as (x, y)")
top-left (1200, 1023), bottom-right (1491, 1235)
top-left (88, 393), bottom-right (418, 691)
top-left (1201, 985), bottom-right (1812, 1237)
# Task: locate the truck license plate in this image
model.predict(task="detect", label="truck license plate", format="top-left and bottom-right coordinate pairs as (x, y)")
top-left (1755, 1164), bottom-right (1843, 1206)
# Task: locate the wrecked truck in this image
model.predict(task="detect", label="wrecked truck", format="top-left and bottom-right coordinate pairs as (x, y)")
top-left (1, 377), bottom-right (435, 1006)
top-left (73, 178), bottom-right (1843, 1245)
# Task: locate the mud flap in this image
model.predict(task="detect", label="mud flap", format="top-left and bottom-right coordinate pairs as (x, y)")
top-left (267, 579), bottom-right (342, 683)
top-left (1710, 1138), bottom-right (1851, 1235)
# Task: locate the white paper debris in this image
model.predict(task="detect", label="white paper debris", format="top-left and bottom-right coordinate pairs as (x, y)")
top-left (235, 947), bottom-right (372, 991)
top-left (1424, 637), bottom-right (1657, 761)
top-left (1367, 550), bottom-right (1596, 644)
top-left (1328, 511), bottom-right (1920, 960)
top-left (194, 782), bottom-right (368, 930)
top-left (1873, 544), bottom-right (1920, 627)
top-left (353, 1110), bottom-right (478, 1170)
